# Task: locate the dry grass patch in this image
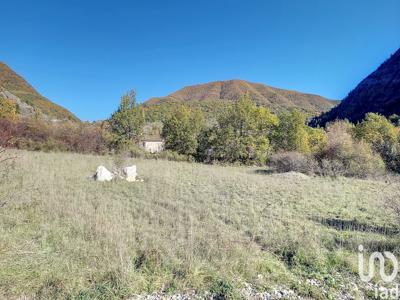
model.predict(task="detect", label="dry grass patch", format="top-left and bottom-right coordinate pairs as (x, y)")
top-left (0, 150), bottom-right (399, 299)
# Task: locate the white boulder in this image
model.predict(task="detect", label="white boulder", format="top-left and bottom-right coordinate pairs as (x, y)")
top-left (123, 165), bottom-right (137, 182)
top-left (94, 165), bottom-right (114, 182)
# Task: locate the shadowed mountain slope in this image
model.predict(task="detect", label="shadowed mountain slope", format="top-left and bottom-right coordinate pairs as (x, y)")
top-left (313, 48), bottom-right (400, 126)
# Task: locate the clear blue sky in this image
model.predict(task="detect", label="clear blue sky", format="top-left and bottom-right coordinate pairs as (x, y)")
top-left (1, 0), bottom-right (399, 121)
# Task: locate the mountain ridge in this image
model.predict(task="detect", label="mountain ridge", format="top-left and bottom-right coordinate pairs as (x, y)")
top-left (145, 79), bottom-right (337, 115)
top-left (313, 48), bottom-right (400, 126)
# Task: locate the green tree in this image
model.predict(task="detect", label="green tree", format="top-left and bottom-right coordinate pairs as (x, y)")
top-left (354, 113), bottom-right (398, 150)
top-left (273, 110), bottom-right (310, 153)
top-left (354, 113), bottom-right (399, 170)
top-left (388, 114), bottom-right (400, 126)
top-left (200, 94), bottom-right (278, 164)
top-left (161, 105), bottom-right (204, 156)
top-left (307, 126), bottom-right (327, 153)
top-left (109, 90), bottom-right (145, 147)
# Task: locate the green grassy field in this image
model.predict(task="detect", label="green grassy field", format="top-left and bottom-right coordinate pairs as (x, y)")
top-left (0, 150), bottom-right (399, 299)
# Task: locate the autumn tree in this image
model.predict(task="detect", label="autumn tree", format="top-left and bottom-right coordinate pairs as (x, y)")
top-left (307, 126), bottom-right (327, 153)
top-left (272, 109), bottom-right (310, 153)
top-left (354, 113), bottom-right (398, 150)
top-left (354, 113), bottom-right (400, 170)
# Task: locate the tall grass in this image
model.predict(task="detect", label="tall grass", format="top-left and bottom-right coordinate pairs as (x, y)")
top-left (0, 150), bottom-right (399, 299)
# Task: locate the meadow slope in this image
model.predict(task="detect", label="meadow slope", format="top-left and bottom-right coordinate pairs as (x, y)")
top-left (0, 151), bottom-right (399, 299)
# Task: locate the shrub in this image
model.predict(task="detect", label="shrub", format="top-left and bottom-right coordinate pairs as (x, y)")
top-left (307, 126), bottom-right (327, 153)
top-left (381, 143), bottom-right (400, 172)
top-left (354, 113), bottom-right (398, 150)
top-left (316, 121), bottom-right (385, 178)
top-left (354, 113), bottom-right (400, 171)
top-left (389, 114), bottom-right (400, 126)
top-left (0, 98), bottom-right (17, 121)
top-left (127, 144), bottom-right (148, 159)
top-left (0, 121), bottom-right (16, 183)
top-left (112, 150), bottom-right (131, 176)
top-left (0, 118), bottom-right (15, 147)
top-left (210, 278), bottom-right (238, 300)
top-left (73, 125), bottom-right (111, 154)
top-left (31, 138), bottom-right (68, 152)
top-left (270, 151), bottom-right (317, 174)
top-left (0, 117), bottom-right (112, 155)
top-left (126, 144), bottom-right (194, 162)
top-left (270, 122), bottom-right (386, 178)
top-left (156, 150), bottom-right (195, 162)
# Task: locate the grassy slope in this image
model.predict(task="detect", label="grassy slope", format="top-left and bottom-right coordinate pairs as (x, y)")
top-left (0, 62), bottom-right (79, 121)
top-left (0, 151), bottom-right (399, 299)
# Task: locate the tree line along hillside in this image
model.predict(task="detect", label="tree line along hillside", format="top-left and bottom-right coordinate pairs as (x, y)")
top-left (2, 89), bottom-right (400, 178)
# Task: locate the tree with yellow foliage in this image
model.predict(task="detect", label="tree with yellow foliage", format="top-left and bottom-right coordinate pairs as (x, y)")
top-left (273, 109), bottom-right (310, 153)
top-left (307, 126), bottom-right (327, 153)
top-left (0, 98), bottom-right (17, 121)
top-left (354, 113), bottom-right (399, 170)
top-left (354, 113), bottom-right (398, 149)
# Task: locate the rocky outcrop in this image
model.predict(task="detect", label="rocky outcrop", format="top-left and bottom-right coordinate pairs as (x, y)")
top-left (0, 87), bottom-right (35, 116)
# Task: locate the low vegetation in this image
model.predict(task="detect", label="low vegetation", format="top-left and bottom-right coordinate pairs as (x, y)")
top-left (0, 117), bottom-right (112, 154)
top-left (1, 150), bottom-right (399, 299)
top-left (3, 91), bottom-right (400, 179)
top-left (1, 87), bottom-right (400, 299)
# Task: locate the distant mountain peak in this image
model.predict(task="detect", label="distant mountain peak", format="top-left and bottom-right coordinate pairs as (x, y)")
top-left (145, 79), bottom-right (336, 115)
